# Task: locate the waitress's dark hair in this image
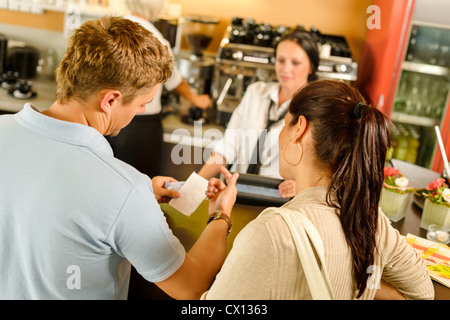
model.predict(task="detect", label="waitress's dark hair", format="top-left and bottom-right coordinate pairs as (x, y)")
top-left (288, 80), bottom-right (391, 298)
top-left (275, 29), bottom-right (319, 82)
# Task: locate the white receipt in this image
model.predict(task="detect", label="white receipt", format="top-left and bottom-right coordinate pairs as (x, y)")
top-left (168, 172), bottom-right (209, 216)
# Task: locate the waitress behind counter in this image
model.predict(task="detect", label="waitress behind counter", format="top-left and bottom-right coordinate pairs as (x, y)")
top-left (198, 30), bottom-right (319, 198)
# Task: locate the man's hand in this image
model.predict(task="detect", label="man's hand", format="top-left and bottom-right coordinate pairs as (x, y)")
top-left (152, 176), bottom-right (181, 203)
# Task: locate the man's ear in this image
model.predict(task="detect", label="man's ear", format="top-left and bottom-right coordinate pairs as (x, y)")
top-left (99, 90), bottom-right (122, 114)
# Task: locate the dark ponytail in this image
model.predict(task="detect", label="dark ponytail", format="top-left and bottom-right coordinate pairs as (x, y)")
top-left (288, 80), bottom-right (391, 298)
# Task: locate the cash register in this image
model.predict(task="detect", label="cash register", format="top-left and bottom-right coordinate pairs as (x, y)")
top-left (234, 173), bottom-right (291, 207)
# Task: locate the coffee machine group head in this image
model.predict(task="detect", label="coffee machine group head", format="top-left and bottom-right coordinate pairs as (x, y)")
top-left (178, 15), bottom-right (219, 124)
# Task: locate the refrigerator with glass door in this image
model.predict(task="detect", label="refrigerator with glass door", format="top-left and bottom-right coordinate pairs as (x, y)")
top-left (358, 0), bottom-right (450, 174)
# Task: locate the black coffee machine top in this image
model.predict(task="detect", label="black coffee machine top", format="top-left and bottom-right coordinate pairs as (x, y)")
top-left (227, 17), bottom-right (353, 59)
top-left (309, 27), bottom-right (353, 58)
top-left (229, 17), bottom-right (289, 48)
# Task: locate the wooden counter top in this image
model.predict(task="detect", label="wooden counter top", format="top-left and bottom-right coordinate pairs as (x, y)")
top-left (0, 77), bottom-right (56, 113)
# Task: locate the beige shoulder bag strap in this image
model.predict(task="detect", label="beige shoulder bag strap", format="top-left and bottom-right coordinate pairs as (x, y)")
top-left (264, 207), bottom-right (335, 300)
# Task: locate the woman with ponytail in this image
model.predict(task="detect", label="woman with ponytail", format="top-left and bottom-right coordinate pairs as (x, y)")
top-left (203, 80), bottom-right (433, 300)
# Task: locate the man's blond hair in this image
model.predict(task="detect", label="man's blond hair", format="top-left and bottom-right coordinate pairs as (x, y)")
top-left (55, 16), bottom-right (174, 104)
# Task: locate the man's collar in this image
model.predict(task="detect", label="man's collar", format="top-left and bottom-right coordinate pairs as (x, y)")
top-left (15, 103), bottom-right (113, 156)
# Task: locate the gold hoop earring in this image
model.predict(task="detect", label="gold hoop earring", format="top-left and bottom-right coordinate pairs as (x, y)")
top-left (283, 140), bottom-right (303, 166)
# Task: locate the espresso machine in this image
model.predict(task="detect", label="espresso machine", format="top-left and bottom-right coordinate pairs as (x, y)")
top-left (212, 17), bottom-right (358, 126)
top-left (213, 17), bottom-right (281, 126)
top-left (177, 15), bottom-right (219, 124)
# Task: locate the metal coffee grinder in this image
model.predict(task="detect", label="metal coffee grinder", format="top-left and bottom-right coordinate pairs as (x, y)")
top-left (178, 15), bottom-right (219, 124)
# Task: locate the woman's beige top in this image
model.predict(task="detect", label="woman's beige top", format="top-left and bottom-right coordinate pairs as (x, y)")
top-left (205, 186), bottom-right (434, 300)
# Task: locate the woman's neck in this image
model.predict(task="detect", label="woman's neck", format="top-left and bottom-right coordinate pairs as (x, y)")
top-left (293, 165), bottom-right (331, 195)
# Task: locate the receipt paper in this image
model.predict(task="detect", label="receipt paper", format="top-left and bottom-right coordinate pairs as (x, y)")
top-left (168, 172), bottom-right (209, 216)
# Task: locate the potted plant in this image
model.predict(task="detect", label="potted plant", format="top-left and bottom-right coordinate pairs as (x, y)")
top-left (419, 178), bottom-right (450, 230)
top-left (380, 167), bottom-right (415, 222)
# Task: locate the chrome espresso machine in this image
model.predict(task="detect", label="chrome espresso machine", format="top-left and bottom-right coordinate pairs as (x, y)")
top-left (177, 15), bottom-right (219, 124)
top-left (213, 17), bottom-right (359, 126)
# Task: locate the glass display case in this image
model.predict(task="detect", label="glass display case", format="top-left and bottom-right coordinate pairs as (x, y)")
top-left (390, 22), bottom-right (450, 168)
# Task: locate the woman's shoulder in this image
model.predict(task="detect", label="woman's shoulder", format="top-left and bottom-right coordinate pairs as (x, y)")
top-left (231, 208), bottom-right (298, 262)
top-left (234, 208), bottom-right (290, 239)
top-left (230, 209), bottom-right (285, 253)
top-left (252, 207), bottom-right (294, 234)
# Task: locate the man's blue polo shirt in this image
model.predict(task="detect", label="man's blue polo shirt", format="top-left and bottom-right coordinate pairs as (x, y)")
top-left (0, 104), bottom-right (185, 299)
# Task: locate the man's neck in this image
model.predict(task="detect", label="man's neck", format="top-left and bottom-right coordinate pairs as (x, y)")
top-left (41, 101), bottom-right (89, 125)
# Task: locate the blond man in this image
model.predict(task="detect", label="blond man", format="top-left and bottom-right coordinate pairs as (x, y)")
top-left (110, 0), bottom-right (211, 179)
top-left (0, 17), bottom-right (236, 300)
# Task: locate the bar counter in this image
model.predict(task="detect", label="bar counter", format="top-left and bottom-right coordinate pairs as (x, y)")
top-left (146, 196), bottom-right (450, 300)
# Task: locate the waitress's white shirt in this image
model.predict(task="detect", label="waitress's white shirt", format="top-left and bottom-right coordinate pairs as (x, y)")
top-left (125, 15), bottom-right (183, 115)
top-left (212, 81), bottom-right (290, 179)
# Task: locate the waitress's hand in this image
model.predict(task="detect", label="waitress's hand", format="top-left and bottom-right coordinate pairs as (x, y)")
top-left (152, 176), bottom-right (181, 203)
top-left (194, 94), bottom-right (211, 109)
top-left (278, 179), bottom-right (296, 198)
top-left (206, 165), bottom-right (239, 216)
